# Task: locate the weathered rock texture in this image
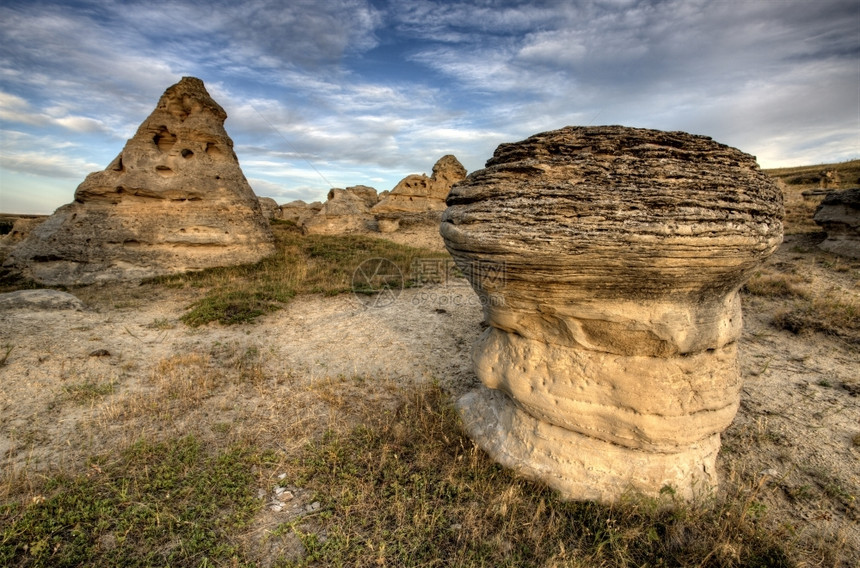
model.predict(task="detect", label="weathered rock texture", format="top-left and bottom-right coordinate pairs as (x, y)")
top-left (4, 77), bottom-right (274, 285)
top-left (303, 186), bottom-right (378, 235)
top-left (0, 289), bottom-right (84, 311)
top-left (441, 126), bottom-right (783, 502)
top-left (0, 217), bottom-right (46, 255)
top-left (277, 200), bottom-right (322, 225)
top-left (258, 197), bottom-right (279, 220)
top-left (372, 155), bottom-right (466, 215)
top-left (813, 188), bottom-right (860, 258)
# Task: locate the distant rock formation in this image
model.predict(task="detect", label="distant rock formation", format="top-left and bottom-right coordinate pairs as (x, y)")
top-left (372, 155), bottom-right (466, 215)
top-left (814, 188), bottom-right (860, 258)
top-left (0, 217), bottom-right (46, 255)
top-left (292, 156), bottom-right (467, 236)
top-left (258, 197), bottom-right (279, 220)
top-left (276, 200), bottom-right (323, 225)
top-left (303, 186), bottom-right (378, 235)
top-left (442, 126), bottom-right (783, 502)
top-left (4, 77), bottom-right (275, 285)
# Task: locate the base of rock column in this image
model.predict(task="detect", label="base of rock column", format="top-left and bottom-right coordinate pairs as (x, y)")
top-left (456, 386), bottom-right (720, 502)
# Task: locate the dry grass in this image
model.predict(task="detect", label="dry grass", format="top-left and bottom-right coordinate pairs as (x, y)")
top-left (6, 346), bottom-right (844, 566)
top-left (742, 253), bottom-right (860, 345)
top-left (278, 384), bottom-right (830, 567)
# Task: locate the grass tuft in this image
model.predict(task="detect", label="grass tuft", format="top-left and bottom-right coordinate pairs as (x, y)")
top-left (773, 296), bottom-right (859, 342)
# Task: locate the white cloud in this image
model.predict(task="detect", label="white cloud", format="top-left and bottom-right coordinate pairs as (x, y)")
top-left (0, 151), bottom-right (100, 180)
top-left (0, 0), bottom-right (857, 215)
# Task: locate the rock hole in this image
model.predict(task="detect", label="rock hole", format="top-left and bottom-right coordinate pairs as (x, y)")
top-left (205, 142), bottom-right (222, 158)
top-left (153, 126), bottom-right (176, 152)
top-left (156, 166), bottom-right (175, 177)
top-left (181, 149), bottom-right (194, 158)
top-left (108, 154), bottom-right (124, 172)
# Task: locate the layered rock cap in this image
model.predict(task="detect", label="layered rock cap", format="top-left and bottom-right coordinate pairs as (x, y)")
top-left (5, 77), bottom-right (275, 285)
top-left (441, 125), bottom-right (783, 501)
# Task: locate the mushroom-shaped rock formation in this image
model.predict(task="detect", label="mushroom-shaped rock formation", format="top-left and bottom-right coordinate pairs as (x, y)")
top-left (4, 77), bottom-right (275, 285)
top-left (441, 126), bottom-right (783, 502)
top-left (813, 188), bottom-right (860, 258)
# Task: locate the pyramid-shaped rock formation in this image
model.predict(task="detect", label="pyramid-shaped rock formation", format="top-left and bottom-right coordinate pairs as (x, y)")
top-left (5, 77), bottom-right (275, 285)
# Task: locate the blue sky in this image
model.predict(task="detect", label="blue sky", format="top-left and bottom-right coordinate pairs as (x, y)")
top-left (1, 0), bottom-right (858, 214)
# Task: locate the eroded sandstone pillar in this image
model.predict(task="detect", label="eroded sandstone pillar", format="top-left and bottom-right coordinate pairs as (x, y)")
top-left (440, 126), bottom-right (783, 501)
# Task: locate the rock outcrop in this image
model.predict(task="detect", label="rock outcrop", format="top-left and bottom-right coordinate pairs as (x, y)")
top-left (0, 289), bottom-right (85, 311)
top-left (303, 186), bottom-right (378, 235)
top-left (441, 126), bottom-right (783, 502)
top-left (813, 188), bottom-right (860, 258)
top-left (4, 77), bottom-right (275, 285)
top-left (372, 155), bottom-right (466, 216)
top-left (258, 197), bottom-right (279, 220)
top-left (277, 200), bottom-right (322, 225)
top-left (0, 217), bottom-right (46, 255)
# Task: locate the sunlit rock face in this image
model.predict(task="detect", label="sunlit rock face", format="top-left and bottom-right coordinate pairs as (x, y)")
top-left (441, 125), bottom-right (783, 502)
top-left (5, 77), bottom-right (274, 285)
top-left (302, 186), bottom-right (379, 235)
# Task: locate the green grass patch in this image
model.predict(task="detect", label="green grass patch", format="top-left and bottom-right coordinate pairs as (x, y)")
top-left (148, 221), bottom-right (449, 326)
top-left (282, 384), bottom-right (805, 567)
top-left (1, 436), bottom-right (268, 567)
top-left (62, 377), bottom-right (117, 404)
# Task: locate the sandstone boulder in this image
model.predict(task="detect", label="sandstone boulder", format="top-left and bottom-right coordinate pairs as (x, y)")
top-left (302, 186), bottom-right (377, 235)
top-left (372, 155), bottom-right (466, 215)
top-left (813, 188), bottom-right (860, 258)
top-left (0, 217), bottom-right (46, 255)
top-left (0, 289), bottom-right (84, 311)
top-left (277, 200), bottom-right (322, 225)
top-left (441, 126), bottom-right (783, 502)
top-left (258, 197), bottom-right (279, 220)
top-left (4, 77), bottom-right (275, 285)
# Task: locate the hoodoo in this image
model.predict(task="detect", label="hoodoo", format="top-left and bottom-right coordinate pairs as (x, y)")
top-left (5, 77), bottom-right (275, 285)
top-left (441, 126), bottom-right (783, 501)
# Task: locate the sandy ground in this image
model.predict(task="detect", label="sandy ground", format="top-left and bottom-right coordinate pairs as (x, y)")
top-left (1, 229), bottom-right (858, 564)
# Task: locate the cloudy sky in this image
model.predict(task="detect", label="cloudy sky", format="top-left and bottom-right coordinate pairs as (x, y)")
top-left (1, 0), bottom-right (858, 214)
